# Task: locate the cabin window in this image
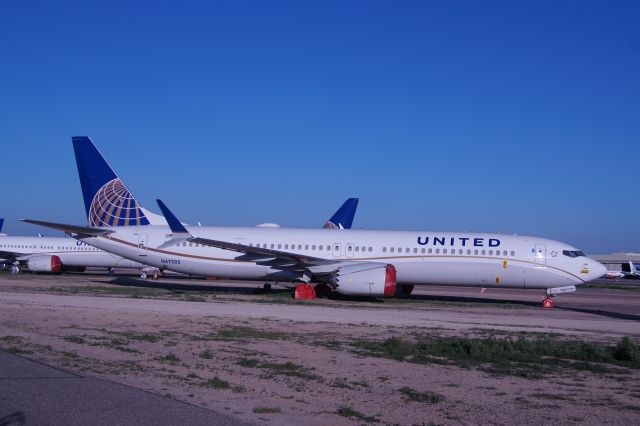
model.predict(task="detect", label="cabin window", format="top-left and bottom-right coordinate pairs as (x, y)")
top-left (390, 247), bottom-right (395, 253)
top-left (510, 250), bottom-right (515, 256)
top-left (443, 249), bottom-right (448, 254)
top-left (428, 248), bottom-right (433, 254)
top-left (383, 247), bottom-right (387, 253)
top-left (435, 248), bottom-right (440, 254)
top-left (481, 250), bottom-right (486, 255)
top-left (413, 248), bottom-right (417, 253)
top-left (421, 248), bottom-right (426, 254)
top-left (474, 249), bottom-right (478, 255)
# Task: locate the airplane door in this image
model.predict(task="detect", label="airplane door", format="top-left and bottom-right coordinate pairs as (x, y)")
top-left (534, 243), bottom-right (546, 266)
top-left (138, 234), bottom-right (148, 257)
top-left (332, 243), bottom-right (342, 258)
top-left (345, 243), bottom-right (354, 258)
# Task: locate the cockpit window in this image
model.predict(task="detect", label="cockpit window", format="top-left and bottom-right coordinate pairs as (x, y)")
top-left (562, 250), bottom-right (586, 258)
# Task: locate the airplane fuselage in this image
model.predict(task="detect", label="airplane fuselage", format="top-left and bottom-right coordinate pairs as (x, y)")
top-left (78, 225), bottom-right (605, 289)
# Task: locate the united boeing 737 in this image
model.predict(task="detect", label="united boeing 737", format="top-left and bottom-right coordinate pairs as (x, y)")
top-left (24, 137), bottom-right (606, 307)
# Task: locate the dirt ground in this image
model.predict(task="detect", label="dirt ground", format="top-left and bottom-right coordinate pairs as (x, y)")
top-left (1, 272), bottom-right (639, 425)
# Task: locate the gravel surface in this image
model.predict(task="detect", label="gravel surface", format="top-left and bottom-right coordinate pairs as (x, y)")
top-left (1, 273), bottom-right (639, 425)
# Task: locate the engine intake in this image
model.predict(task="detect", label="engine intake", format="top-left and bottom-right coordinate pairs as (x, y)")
top-left (329, 263), bottom-right (396, 297)
top-left (26, 255), bottom-right (62, 273)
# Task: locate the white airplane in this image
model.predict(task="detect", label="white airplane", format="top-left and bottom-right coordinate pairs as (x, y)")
top-left (24, 200), bottom-right (607, 307)
top-left (0, 233), bottom-right (146, 274)
top-left (23, 137), bottom-right (606, 307)
top-left (602, 261), bottom-right (640, 279)
top-left (604, 270), bottom-right (626, 279)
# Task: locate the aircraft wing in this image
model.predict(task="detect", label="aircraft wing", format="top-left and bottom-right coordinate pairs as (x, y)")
top-left (21, 219), bottom-right (114, 237)
top-left (0, 249), bottom-right (22, 262)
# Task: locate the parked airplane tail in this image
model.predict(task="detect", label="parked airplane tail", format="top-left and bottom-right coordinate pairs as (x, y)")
top-left (0, 218), bottom-right (4, 233)
top-left (323, 198), bottom-right (359, 229)
top-left (72, 136), bottom-right (166, 227)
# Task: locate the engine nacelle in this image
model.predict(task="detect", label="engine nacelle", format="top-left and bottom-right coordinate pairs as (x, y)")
top-left (329, 263), bottom-right (396, 297)
top-left (26, 255), bottom-right (62, 273)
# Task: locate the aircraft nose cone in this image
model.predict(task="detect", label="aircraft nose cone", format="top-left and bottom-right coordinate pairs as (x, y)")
top-left (587, 259), bottom-right (607, 282)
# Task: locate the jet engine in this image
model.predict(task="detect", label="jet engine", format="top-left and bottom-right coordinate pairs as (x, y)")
top-left (25, 255), bottom-right (62, 273)
top-left (329, 263), bottom-right (396, 297)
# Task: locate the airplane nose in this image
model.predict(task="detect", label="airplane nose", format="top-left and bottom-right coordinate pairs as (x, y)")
top-left (587, 259), bottom-right (607, 282)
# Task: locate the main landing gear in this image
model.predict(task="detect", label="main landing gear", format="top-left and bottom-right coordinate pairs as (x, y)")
top-left (140, 268), bottom-right (160, 280)
top-left (10, 263), bottom-right (20, 275)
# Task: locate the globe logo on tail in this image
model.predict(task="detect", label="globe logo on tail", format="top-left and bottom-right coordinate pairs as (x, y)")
top-left (89, 178), bottom-right (150, 227)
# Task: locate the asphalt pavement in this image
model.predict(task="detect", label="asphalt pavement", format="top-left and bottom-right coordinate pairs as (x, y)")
top-left (0, 351), bottom-right (249, 426)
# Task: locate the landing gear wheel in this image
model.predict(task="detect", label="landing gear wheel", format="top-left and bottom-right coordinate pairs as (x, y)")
top-left (140, 272), bottom-right (147, 279)
top-left (263, 283), bottom-right (272, 292)
top-left (542, 297), bottom-right (555, 309)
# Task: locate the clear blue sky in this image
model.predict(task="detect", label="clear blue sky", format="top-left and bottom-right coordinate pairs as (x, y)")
top-left (1, 1), bottom-right (639, 253)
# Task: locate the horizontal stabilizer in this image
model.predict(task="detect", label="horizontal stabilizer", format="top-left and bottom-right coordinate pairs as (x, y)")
top-left (21, 219), bottom-right (114, 237)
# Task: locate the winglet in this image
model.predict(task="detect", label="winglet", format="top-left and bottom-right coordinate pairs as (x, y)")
top-left (156, 199), bottom-right (189, 234)
top-left (323, 198), bottom-right (359, 229)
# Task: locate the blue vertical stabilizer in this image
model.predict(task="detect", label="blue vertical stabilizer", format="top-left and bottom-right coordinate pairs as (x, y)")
top-left (72, 136), bottom-right (151, 226)
top-left (323, 198), bottom-right (359, 229)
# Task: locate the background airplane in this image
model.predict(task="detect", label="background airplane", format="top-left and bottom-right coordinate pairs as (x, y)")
top-left (0, 232), bottom-right (146, 274)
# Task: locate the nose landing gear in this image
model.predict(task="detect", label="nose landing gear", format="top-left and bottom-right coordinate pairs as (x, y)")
top-left (542, 285), bottom-right (576, 308)
top-left (542, 297), bottom-right (555, 309)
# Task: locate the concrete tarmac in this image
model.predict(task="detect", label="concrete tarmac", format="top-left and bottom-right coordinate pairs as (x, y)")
top-left (0, 351), bottom-right (248, 426)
